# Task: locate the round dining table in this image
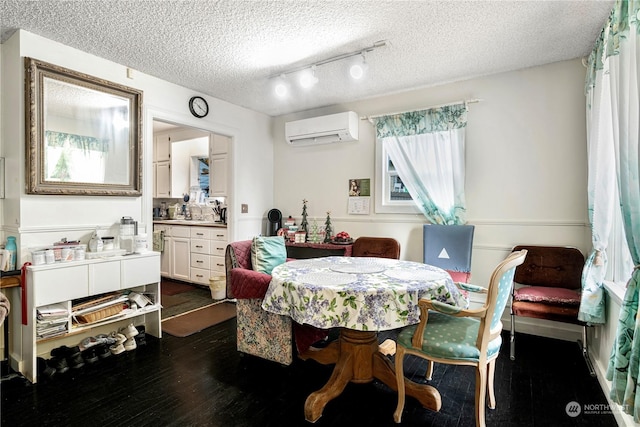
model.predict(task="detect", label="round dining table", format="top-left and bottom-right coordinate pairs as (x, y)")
top-left (261, 256), bottom-right (467, 422)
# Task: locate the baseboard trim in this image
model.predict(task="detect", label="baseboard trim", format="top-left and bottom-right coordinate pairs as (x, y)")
top-left (592, 350), bottom-right (635, 426)
top-left (502, 313), bottom-right (582, 342)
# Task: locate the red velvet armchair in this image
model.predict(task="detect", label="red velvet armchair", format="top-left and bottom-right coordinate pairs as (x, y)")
top-left (225, 240), bottom-right (325, 365)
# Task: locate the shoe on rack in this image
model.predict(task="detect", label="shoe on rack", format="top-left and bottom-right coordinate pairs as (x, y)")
top-left (109, 331), bottom-right (127, 345)
top-left (50, 346), bottom-right (71, 374)
top-left (124, 337), bottom-right (137, 351)
top-left (50, 345), bottom-right (71, 359)
top-left (120, 323), bottom-right (139, 339)
top-left (134, 325), bottom-right (146, 346)
top-left (37, 357), bottom-right (56, 380)
top-left (96, 343), bottom-right (111, 359)
top-left (50, 356), bottom-right (69, 374)
top-left (95, 333), bottom-right (116, 345)
top-left (79, 336), bottom-right (99, 351)
top-left (67, 346), bottom-right (85, 369)
top-left (110, 343), bottom-right (125, 355)
top-left (82, 347), bottom-right (99, 364)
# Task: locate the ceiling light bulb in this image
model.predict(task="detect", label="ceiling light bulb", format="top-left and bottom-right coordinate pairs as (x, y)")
top-left (350, 64), bottom-right (364, 79)
top-left (299, 67), bottom-right (318, 89)
top-left (274, 83), bottom-right (287, 97)
top-left (274, 74), bottom-right (289, 98)
top-left (349, 53), bottom-right (368, 80)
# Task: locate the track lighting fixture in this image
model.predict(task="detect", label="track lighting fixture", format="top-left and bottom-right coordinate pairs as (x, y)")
top-left (270, 40), bottom-right (387, 98)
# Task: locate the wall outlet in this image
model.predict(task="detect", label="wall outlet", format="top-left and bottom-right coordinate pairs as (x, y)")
top-left (241, 204), bottom-right (248, 213)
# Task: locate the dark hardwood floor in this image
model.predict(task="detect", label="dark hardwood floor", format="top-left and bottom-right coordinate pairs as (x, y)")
top-left (1, 313), bottom-right (617, 427)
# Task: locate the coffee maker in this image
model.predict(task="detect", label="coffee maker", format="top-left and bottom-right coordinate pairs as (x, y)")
top-left (267, 209), bottom-right (282, 236)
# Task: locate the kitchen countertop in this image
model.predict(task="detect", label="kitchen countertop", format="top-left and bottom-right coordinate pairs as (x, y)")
top-left (153, 220), bottom-right (227, 228)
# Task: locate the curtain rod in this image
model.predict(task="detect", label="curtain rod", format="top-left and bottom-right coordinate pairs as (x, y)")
top-left (360, 98), bottom-right (482, 121)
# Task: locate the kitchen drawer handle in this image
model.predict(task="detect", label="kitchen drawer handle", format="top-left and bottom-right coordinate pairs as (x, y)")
top-left (216, 234), bottom-right (224, 238)
top-left (216, 247), bottom-right (224, 250)
top-left (216, 263), bottom-right (224, 267)
top-left (196, 274), bottom-right (204, 278)
top-left (196, 233), bottom-right (204, 237)
top-left (195, 245), bottom-right (203, 249)
top-left (196, 260), bottom-right (203, 264)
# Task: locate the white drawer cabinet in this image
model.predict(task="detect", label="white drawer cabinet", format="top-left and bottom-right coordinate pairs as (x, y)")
top-left (34, 265), bottom-right (89, 306)
top-left (16, 252), bottom-right (161, 383)
top-left (153, 223), bottom-right (228, 287)
top-left (89, 261), bottom-right (121, 295)
top-left (210, 229), bottom-right (227, 275)
top-left (189, 226), bottom-right (226, 285)
top-left (190, 239), bottom-right (211, 254)
top-left (191, 252), bottom-right (210, 270)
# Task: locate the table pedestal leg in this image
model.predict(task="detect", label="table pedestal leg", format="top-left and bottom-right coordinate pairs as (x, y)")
top-left (303, 329), bottom-right (441, 422)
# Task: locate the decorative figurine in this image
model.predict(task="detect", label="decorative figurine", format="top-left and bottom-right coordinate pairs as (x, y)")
top-left (300, 199), bottom-right (309, 240)
top-left (324, 211), bottom-right (333, 243)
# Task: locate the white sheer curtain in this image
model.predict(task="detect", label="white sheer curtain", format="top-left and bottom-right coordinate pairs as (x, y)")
top-left (373, 103), bottom-right (468, 224)
top-left (583, 0), bottom-right (640, 421)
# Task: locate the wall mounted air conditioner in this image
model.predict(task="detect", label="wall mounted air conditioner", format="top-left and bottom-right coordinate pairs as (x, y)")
top-left (285, 111), bottom-right (359, 146)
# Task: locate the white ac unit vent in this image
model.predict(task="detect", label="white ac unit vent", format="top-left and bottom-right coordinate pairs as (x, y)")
top-left (285, 111), bottom-right (359, 146)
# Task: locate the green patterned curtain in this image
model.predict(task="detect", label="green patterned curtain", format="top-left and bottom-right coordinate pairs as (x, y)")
top-left (585, 0), bottom-right (640, 421)
top-left (373, 103), bottom-right (468, 224)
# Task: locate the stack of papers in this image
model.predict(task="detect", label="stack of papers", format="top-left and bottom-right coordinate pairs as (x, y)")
top-left (36, 303), bottom-right (69, 339)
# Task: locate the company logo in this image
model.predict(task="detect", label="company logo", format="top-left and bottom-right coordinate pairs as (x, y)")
top-left (566, 401), bottom-right (581, 417)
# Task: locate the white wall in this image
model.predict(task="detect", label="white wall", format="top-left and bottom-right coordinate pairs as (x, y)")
top-left (273, 59), bottom-right (590, 287)
top-left (0, 30), bottom-right (275, 261)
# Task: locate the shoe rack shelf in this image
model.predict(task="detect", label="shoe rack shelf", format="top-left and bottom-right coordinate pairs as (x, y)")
top-left (12, 252), bottom-right (161, 383)
top-left (36, 303), bottom-right (162, 345)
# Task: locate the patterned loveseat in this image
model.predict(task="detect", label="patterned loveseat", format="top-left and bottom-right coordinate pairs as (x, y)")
top-left (225, 240), bottom-right (324, 365)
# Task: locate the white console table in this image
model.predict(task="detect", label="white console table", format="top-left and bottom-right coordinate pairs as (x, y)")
top-left (13, 252), bottom-right (161, 383)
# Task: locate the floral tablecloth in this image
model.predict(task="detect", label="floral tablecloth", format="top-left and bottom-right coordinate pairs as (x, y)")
top-left (262, 256), bottom-right (467, 331)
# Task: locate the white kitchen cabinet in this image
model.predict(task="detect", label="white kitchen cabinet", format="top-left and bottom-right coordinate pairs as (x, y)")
top-left (210, 229), bottom-right (228, 275)
top-left (210, 155), bottom-right (228, 197)
top-left (188, 226), bottom-right (227, 285)
top-left (18, 253), bottom-right (161, 383)
top-left (210, 134), bottom-right (229, 197)
top-left (211, 133), bottom-right (229, 155)
top-left (153, 223), bottom-right (227, 288)
top-left (155, 160), bottom-right (171, 198)
top-left (155, 134), bottom-right (171, 162)
top-left (170, 226), bottom-right (191, 281)
top-left (153, 224), bottom-right (172, 277)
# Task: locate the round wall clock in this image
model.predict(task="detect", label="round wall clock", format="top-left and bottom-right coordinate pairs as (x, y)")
top-left (188, 96), bottom-right (209, 118)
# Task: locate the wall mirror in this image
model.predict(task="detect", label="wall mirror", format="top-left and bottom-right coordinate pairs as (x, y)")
top-left (25, 57), bottom-right (143, 196)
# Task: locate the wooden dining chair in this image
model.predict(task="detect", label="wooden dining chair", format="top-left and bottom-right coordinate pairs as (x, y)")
top-left (393, 249), bottom-right (528, 427)
top-left (352, 236), bottom-right (401, 259)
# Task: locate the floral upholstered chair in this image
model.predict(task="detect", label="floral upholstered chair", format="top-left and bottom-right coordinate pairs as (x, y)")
top-left (226, 238), bottom-right (293, 365)
top-left (226, 237), bottom-right (325, 365)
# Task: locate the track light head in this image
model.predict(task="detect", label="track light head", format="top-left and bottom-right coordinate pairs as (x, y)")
top-left (299, 66), bottom-right (318, 89)
top-left (274, 74), bottom-right (289, 97)
top-left (349, 52), bottom-right (368, 80)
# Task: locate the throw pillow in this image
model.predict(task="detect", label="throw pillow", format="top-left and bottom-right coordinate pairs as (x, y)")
top-left (251, 236), bottom-right (286, 275)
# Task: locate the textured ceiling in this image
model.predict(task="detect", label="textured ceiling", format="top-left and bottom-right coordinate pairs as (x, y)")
top-left (1, 0), bottom-right (614, 117)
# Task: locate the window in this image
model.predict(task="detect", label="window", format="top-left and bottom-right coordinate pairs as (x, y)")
top-left (604, 185), bottom-right (634, 300)
top-left (374, 138), bottom-right (420, 214)
top-left (607, 202), bottom-right (634, 286)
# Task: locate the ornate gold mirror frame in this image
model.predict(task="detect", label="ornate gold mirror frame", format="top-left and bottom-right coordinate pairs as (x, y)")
top-left (25, 57), bottom-right (142, 196)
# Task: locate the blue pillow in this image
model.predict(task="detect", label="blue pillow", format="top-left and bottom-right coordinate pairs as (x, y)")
top-left (251, 236), bottom-right (286, 275)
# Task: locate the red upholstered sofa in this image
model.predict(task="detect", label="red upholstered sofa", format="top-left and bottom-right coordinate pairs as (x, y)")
top-left (225, 240), bottom-right (324, 365)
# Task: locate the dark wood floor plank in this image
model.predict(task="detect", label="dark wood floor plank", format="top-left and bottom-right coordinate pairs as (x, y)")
top-left (1, 315), bottom-right (617, 427)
